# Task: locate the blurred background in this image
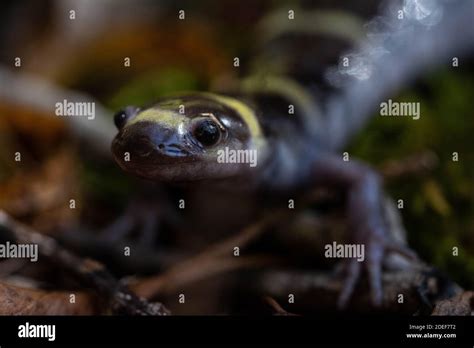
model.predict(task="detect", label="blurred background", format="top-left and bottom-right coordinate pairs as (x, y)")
top-left (0, 0), bottom-right (473, 313)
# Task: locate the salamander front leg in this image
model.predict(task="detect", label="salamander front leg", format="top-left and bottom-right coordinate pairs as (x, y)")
top-left (310, 154), bottom-right (417, 308)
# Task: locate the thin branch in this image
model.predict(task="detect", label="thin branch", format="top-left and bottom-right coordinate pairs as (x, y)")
top-left (133, 255), bottom-right (278, 298)
top-left (380, 150), bottom-right (439, 180)
top-left (0, 210), bottom-right (169, 315)
top-left (263, 296), bottom-right (298, 316)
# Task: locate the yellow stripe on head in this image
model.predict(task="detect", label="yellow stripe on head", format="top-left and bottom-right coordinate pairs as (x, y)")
top-left (203, 93), bottom-right (263, 139)
top-left (129, 108), bottom-right (185, 128)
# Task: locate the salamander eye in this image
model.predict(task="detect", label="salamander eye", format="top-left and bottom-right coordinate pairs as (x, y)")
top-left (114, 106), bottom-right (139, 130)
top-left (193, 120), bottom-right (221, 147)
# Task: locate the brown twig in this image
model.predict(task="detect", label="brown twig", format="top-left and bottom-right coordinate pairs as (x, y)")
top-left (195, 212), bottom-right (285, 259)
top-left (131, 212), bottom-right (285, 298)
top-left (133, 255), bottom-right (278, 298)
top-left (263, 296), bottom-right (298, 316)
top-left (380, 150), bottom-right (438, 180)
top-left (0, 210), bottom-right (169, 315)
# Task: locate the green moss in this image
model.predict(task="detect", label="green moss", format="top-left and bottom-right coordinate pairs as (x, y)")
top-left (107, 67), bottom-right (201, 110)
top-left (351, 68), bottom-right (474, 288)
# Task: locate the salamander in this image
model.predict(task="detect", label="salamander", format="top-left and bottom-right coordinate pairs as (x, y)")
top-left (111, 88), bottom-right (410, 308)
top-left (110, 1), bottom-right (474, 309)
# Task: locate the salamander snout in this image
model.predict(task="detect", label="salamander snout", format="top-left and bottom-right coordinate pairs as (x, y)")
top-left (112, 121), bottom-right (199, 167)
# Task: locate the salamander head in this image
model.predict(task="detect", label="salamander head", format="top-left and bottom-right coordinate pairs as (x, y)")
top-left (111, 93), bottom-right (267, 181)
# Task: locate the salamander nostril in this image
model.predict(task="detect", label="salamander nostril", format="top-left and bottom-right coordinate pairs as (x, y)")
top-left (158, 144), bottom-right (165, 150)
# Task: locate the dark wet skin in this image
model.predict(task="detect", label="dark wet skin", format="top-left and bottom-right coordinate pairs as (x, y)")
top-left (110, 93), bottom-right (417, 309)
